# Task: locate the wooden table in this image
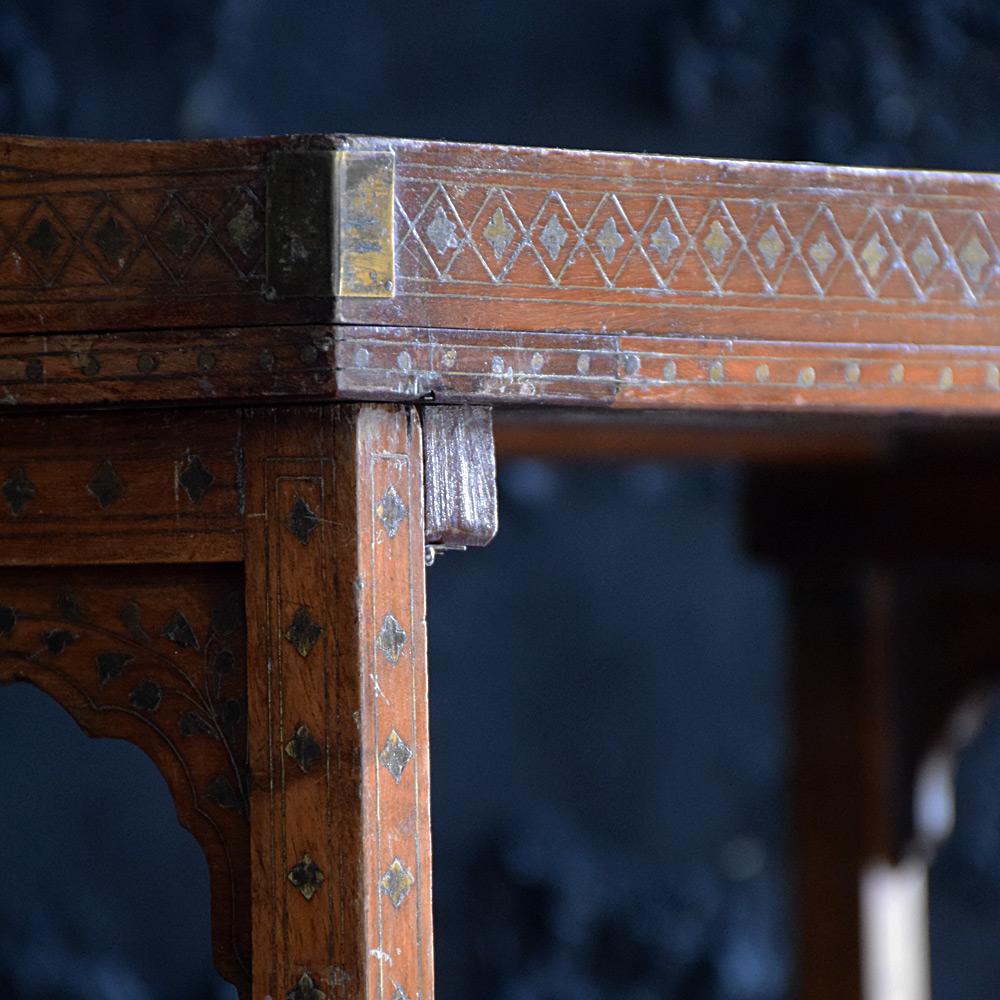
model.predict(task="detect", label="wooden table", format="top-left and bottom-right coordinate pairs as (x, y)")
top-left (2, 133), bottom-right (998, 999)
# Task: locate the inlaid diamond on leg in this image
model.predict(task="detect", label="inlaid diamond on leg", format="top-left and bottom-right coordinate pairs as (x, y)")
top-left (392, 987), bottom-right (412, 1000)
top-left (285, 606), bottom-right (324, 658)
top-left (380, 857), bottom-right (416, 909)
top-left (379, 729), bottom-right (414, 782)
top-left (376, 612), bottom-right (407, 665)
top-left (375, 484), bottom-right (407, 539)
top-left (287, 853), bottom-right (325, 901)
top-left (287, 972), bottom-right (326, 1000)
top-left (288, 496), bottom-right (320, 545)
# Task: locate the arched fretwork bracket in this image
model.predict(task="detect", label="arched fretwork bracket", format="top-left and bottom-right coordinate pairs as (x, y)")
top-left (0, 565), bottom-right (251, 996)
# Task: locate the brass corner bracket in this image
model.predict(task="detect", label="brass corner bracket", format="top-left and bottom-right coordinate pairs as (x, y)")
top-left (266, 148), bottom-right (395, 300)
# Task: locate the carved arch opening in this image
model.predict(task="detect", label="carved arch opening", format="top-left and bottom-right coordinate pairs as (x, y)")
top-left (0, 564), bottom-right (251, 997)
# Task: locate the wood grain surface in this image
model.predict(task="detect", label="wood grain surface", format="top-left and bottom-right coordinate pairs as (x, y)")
top-left (243, 404), bottom-right (433, 1000)
top-left (0, 409), bottom-right (244, 565)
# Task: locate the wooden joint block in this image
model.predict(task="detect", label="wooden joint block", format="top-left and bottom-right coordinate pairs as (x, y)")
top-left (421, 404), bottom-right (498, 550)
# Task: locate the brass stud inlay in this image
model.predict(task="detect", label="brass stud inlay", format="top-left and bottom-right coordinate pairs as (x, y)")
top-left (376, 612), bottom-right (407, 665)
top-left (379, 729), bottom-right (414, 783)
top-left (376, 485), bottom-right (407, 539)
top-left (287, 971), bottom-right (326, 1000)
top-left (286, 606), bottom-right (324, 659)
top-left (285, 724), bottom-right (323, 773)
top-left (288, 853), bottom-right (325, 901)
top-left (380, 857), bottom-right (415, 909)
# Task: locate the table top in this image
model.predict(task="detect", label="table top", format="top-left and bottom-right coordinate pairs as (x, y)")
top-left (2, 132), bottom-right (1000, 417)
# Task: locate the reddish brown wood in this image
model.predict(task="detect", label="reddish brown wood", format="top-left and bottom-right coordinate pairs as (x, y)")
top-left (341, 136), bottom-right (1000, 351)
top-left (0, 564), bottom-right (250, 994)
top-left (0, 326), bottom-right (334, 408)
top-left (243, 404), bottom-right (433, 1000)
top-left (0, 409), bottom-right (244, 565)
top-left (0, 134), bottom-right (334, 335)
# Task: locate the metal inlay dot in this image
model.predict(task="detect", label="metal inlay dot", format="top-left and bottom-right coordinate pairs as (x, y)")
top-left (288, 496), bottom-right (320, 545)
top-left (376, 612), bottom-right (407, 665)
top-left (380, 858), bottom-right (416, 909)
top-left (379, 729), bottom-right (414, 783)
top-left (286, 606), bottom-right (324, 658)
top-left (287, 853), bottom-right (325, 901)
top-left (376, 484), bottom-right (407, 539)
top-left (286, 972), bottom-right (326, 1000)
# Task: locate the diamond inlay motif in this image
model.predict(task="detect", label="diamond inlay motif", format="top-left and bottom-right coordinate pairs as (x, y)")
top-left (92, 213), bottom-right (131, 265)
top-left (808, 232), bottom-right (837, 276)
top-left (483, 207), bottom-right (516, 260)
top-left (287, 852), bottom-right (325, 901)
top-left (377, 612), bottom-right (407, 665)
top-left (2, 466), bottom-right (36, 515)
top-left (539, 214), bottom-right (568, 261)
top-left (961, 235), bottom-right (990, 284)
top-left (860, 233), bottom-right (889, 280)
top-left (379, 729), bottom-right (414, 782)
top-left (595, 217), bottom-right (625, 264)
top-left (649, 217), bottom-right (681, 264)
top-left (26, 217), bottom-right (62, 260)
top-left (375, 484), bottom-right (407, 538)
top-left (286, 606), bottom-right (324, 658)
top-left (287, 972), bottom-right (326, 1000)
top-left (426, 205), bottom-right (459, 255)
top-left (911, 235), bottom-right (940, 282)
top-left (288, 496), bottom-right (320, 545)
top-left (179, 455), bottom-right (214, 503)
top-left (87, 460), bottom-right (125, 509)
top-left (396, 179), bottom-right (1000, 311)
top-left (703, 219), bottom-right (733, 268)
top-left (757, 225), bottom-right (784, 271)
top-left (380, 857), bottom-right (416, 909)
top-left (392, 987), bottom-right (412, 1000)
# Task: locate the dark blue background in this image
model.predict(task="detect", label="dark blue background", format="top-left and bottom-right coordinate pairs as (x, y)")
top-left (3, 2), bottom-right (1000, 997)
